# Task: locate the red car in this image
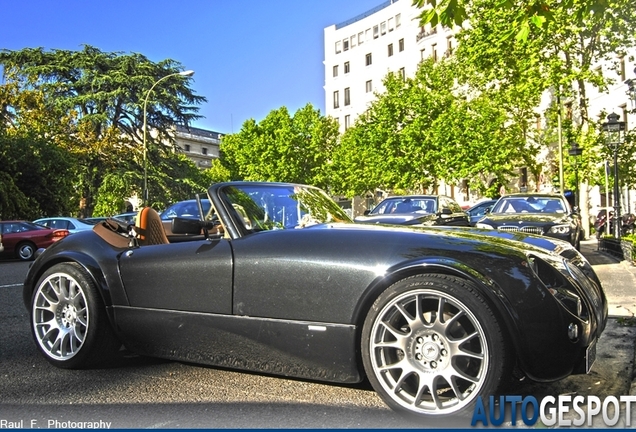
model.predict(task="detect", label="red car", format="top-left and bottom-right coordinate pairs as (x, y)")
top-left (0, 221), bottom-right (69, 261)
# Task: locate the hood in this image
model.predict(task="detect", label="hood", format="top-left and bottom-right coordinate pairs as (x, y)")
top-left (354, 213), bottom-right (435, 225)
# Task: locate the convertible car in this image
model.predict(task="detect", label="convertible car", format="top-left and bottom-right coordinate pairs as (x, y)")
top-left (23, 182), bottom-right (607, 419)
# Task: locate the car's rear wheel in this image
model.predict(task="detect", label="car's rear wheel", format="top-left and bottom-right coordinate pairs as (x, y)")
top-left (361, 274), bottom-right (511, 418)
top-left (31, 263), bottom-right (120, 368)
top-left (17, 241), bottom-right (36, 260)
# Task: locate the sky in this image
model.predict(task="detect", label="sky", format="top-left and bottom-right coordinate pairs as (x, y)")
top-left (2, 0), bottom-right (388, 134)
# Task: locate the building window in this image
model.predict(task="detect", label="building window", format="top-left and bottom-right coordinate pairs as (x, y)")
top-left (344, 87), bottom-right (350, 106)
top-left (333, 65), bottom-right (338, 77)
top-left (184, 144), bottom-right (190, 152)
top-left (358, 32), bottom-right (364, 45)
top-left (388, 17), bottom-right (394, 31)
top-left (388, 43), bottom-right (394, 57)
top-left (344, 61), bottom-right (350, 73)
top-left (381, 21), bottom-right (387, 35)
top-left (420, 48), bottom-right (426, 60)
top-left (351, 35), bottom-right (356, 48)
top-left (446, 37), bottom-right (453, 56)
top-left (333, 90), bottom-right (339, 109)
top-left (432, 43), bottom-right (438, 62)
top-left (399, 67), bottom-right (405, 81)
top-left (373, 25), bottom-right (379, 39)
top-left (344, 115), bottom-right (351, 130)
top-left (343, 38), bottom-right (349, 51)
top-left (202, 147), bottom-right (208, 155)
top-left (396, 14), bottom-right (401, 27)
top-left (365, 80), bottom-right (372, 93)
top-left (365, 28), bottom-right (371, 41)
top-left (335, 41), bottom-right (342, 54)
top-left (399, 38), bottom-right (404, 52)
top-left (366, 53), bottom-right (372, 66)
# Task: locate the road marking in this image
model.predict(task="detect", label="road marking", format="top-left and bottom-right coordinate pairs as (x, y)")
top-left (0, 283), bottom-right (22, 288)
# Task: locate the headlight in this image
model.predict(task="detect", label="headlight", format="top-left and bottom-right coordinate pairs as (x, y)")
top-left (549, 224), bottom-right (571, 234)
top-left (475, 222), bottom-right (494, 229)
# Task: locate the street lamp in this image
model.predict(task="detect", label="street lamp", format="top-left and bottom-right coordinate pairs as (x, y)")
top-left (601, 113), bottom-right (625, 238)
top-left (142, 69), bottom-right (195, 206)
top-left (568, 141), bottom-right (583, 208)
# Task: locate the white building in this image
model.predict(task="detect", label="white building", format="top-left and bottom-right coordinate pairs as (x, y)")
top-left (324, 0), bottom-right (456, 133)
top-left (174, 125), bottom-right (222, 169)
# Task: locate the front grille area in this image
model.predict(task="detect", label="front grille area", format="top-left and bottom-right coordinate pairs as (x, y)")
top-left (498, 226), bottom-right (544, 235)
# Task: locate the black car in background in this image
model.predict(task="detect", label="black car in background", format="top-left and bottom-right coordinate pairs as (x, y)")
top-left (465, 199), bottom-right (498, 226)
top-left (476, 193), bottom-right (583, 249)
top-left (354, 195), bottom-right (470, 227)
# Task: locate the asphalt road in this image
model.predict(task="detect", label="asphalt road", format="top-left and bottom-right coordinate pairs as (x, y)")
top-left (1, 244), bottom-right (634, 429)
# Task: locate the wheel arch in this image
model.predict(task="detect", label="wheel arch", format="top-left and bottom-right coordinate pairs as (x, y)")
top-left (23, 251), bottom-right (116, 325)
top-left (350, 258), bottom-right (523, 375)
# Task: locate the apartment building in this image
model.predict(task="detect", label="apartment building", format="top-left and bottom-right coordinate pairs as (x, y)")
top-left (174, 125), bottom-right (222, 169)
top-left (324, 0), bottom-right (455, 133)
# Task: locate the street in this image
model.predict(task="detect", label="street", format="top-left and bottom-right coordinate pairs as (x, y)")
top-left (1, 241), bottom-right (635, 428)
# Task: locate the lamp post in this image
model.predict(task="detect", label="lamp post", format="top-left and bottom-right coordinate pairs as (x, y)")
top-left (601, 113), bottom-right (625, 238)
top-left (568, 141), bottom-right (582, 208)
top-left (142, 69), bottom-right (195, 206)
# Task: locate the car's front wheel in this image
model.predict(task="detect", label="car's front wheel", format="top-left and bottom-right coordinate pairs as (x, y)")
top-left (361, 274), bottom-right (511, 418)
top-left (31, 263), bottom-right (120, 368)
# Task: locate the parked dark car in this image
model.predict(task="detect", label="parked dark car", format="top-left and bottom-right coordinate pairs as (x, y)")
top-left (0, 221), bottom-right (69, 260)
top-left (355, 195), bottom-right (470, 226)
top-left (476, 193), bottom-right (583, 250)
top-left (465, 199), bottom-right (498, 226)
top-left (23, 182), bottom-right (607, 419)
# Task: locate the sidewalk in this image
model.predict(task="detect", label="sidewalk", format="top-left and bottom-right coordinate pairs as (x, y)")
top-left (579, 238), bottom-right (636, 318)
top-left (557, 239), bottom-right (636, 427)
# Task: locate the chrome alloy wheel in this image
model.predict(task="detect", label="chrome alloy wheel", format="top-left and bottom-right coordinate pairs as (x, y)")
top-left (368, 289), bottom-right (489, 415)
top-left (32, 272), bottom-right (89, 361)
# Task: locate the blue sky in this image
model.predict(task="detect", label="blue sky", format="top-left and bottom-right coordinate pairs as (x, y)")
top-left (2, 0), bottom-right (387, 134)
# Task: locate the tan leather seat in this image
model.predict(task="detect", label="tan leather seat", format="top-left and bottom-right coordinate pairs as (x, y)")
top-left (136, 207), bottom-right (169, 245)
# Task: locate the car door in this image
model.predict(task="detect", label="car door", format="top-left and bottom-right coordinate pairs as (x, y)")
top-left (118, 238), bottom-right (233, 314)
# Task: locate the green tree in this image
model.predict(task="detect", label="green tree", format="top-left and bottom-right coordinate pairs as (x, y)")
top-left (0, 45), bottom-right (206, 216)
top-left (219, 104), bottom-right (340, 190)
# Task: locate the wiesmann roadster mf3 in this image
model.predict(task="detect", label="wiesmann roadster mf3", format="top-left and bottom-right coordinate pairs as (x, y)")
top-left (23, 182), bottom-right (607, 419)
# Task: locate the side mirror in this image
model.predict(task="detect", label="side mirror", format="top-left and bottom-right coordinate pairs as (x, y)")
top-left (363, 210), bottom-right (371, 215)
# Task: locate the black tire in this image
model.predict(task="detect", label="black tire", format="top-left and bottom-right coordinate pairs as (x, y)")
top-left (17, 241), bottom-right (36, 261)
top-left (361, 273), bottom-right (512, 418)
top-left (30, 262), bottom-right (121, 368)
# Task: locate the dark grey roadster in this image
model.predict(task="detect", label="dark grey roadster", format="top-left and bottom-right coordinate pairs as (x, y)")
top-left (23, 182), bottom-right (607, 419)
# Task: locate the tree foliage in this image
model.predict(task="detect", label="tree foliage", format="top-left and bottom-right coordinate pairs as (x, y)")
top-left (219, 104), bottom-right (340, 190)
top-left (0, 45), bottom-right (206, 216)
top-left (331, 59), bottom-right (531, 198)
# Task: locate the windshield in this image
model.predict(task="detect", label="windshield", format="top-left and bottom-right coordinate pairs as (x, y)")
top-left (492, 196), bottom-right (567, 214)
top-left (220, 184), bottom-right (352, 230)
top-left (370, 198), bottom-right (437, 215)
